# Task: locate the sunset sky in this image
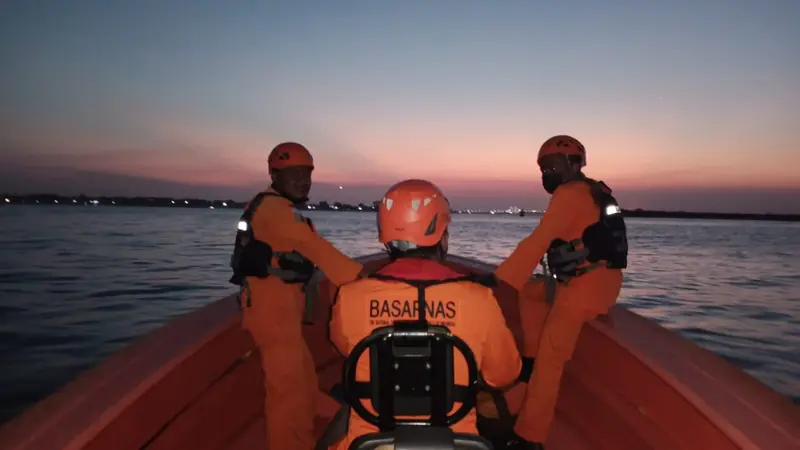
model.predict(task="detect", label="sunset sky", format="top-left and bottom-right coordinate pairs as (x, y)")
top-left (1, 1), bottom-right (798, 213)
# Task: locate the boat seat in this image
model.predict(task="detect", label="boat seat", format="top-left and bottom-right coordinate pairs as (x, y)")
top-left (350, 427), bottom-right (494, 449)
top-left (340, 318), bottom-right (487, 450)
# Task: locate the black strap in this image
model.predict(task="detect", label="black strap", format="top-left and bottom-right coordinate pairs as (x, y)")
top-left (314, 403), bottom-right (351, 450)
top-left (350, 381), bottom-right (473, 404)
top-left (476, 357), bottom-right (535, 428)
top-left (518, 356), bottom-right (535, 383)
top-left (418, 284), bottom-right (427, 322)
top-left (367, 272), bottom-right (496, 288)
top-left (241, 191), bottom-right (280, 220)
top-left (484, 386), bottom-right (514, 426)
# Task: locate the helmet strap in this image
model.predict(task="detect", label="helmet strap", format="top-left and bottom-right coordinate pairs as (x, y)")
top-left (270, 182), bottom-right (308, 205)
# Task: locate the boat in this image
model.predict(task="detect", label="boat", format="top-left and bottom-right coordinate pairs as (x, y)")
top-left (0, 253), bottom-right (797, 450)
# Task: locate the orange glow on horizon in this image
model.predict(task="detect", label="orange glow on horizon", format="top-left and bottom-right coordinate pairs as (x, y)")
top-left (2, 114), bottom-right (798, 197)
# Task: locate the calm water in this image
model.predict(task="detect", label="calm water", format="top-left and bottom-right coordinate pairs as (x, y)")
top-left (0, 206), bottom-right (798, 424)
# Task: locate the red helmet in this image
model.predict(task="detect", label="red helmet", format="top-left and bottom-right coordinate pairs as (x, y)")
top-left (378, 179), bottom-right (451, 248)
top-left (267, 142), bottom-right (314, 170)
top-left (537, 135), bottom-right (586, 166)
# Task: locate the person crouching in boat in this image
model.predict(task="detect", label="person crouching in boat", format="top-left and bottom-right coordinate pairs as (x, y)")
top-left (328, 179), bottom-right (522, 450)
top-left (493, 135), bottom-right (628, 449)
top-left (228, 142), bottom-right (367, 450)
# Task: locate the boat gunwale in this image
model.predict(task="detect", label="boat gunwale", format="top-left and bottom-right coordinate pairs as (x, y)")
top-left (0, 296), bottom-right (243, 449)
top-left (0, 252), bottom-right (796, 449)
top-left (443, 254), bottom-right (798, 448)
top-left (592, 308), bottom-right (799, 447)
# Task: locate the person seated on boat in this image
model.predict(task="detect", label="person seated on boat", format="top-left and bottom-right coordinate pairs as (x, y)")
top-left (492, 135), bottom-right (628, 449)
top-left (228, 141), bottom-right (369, 450)
top-left (329, 179), bottom-right (522, 450)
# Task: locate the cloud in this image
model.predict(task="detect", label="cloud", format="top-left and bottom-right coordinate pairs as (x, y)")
top-left (0, 111), bottom-right (410, 187)
top-left (0, 145), bottom-right (263, 187)
top-left (1, 161), bottom-right (798, 213)
top-left (2, 112), bottom-right (799, 213)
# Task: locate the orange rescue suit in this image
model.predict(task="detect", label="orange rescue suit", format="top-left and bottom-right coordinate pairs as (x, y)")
top-left (240, 189), bottom-right (363, 450)
top-left (495, 180), bottom-right (623, 444)
top-left (329, 258), bottom-right (521, 450)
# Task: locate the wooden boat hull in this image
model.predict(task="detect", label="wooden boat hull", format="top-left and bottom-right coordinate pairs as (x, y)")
top-left (0, 254), bottom-right (797, 450)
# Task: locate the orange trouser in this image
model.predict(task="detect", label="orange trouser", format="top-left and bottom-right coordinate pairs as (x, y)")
top-left (514, 270), bottom-right (622, 443)
top-left (242, 278), bottom-right (318, 450)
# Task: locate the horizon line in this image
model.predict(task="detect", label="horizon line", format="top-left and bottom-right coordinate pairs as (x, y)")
top-left (4, 193), bottom-right (800, 221)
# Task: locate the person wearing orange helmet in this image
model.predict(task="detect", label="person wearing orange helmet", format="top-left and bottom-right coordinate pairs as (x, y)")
top-left (328, 179), bottom-right (522, 449)
top-left (228, 142), bottom-right (367, 449)
top-left (487, 135), bottom-right (628, 449)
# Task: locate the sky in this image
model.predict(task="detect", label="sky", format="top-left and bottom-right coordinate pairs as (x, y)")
top-left (1, 0), bottom-right (799, 213)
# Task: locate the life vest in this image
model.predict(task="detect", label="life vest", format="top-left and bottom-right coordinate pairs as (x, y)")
top-left (228, 191), bottom-right (316, 287)
top-left (346, 258), bottom-right (496, 412)
top-left (545, 177), bottom-right (628, 283)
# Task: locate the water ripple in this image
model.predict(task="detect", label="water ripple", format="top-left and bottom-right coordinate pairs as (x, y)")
top-left (0, 206), bottom-right (798, 425)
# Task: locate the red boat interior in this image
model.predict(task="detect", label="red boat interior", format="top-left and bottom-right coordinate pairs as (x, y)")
top-left (0, 254), bottom-right (797, 450)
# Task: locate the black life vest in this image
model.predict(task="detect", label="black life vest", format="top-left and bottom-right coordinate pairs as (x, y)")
top-left (545, 177), bottom-right (628, 283)
top-left (228, 191), bottom-right (316, 286)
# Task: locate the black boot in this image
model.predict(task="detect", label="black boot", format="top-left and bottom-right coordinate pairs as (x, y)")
top-left (504, 431), bottom-right (545, 450)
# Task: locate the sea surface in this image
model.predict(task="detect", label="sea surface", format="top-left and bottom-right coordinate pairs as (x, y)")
top-left (0, 205), bottom-right (798, 425)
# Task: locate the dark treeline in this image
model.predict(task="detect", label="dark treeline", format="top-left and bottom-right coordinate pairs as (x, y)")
top-left (2, 193), bottom-right (798, 222)
top-left (1, 194), bottom-right (379, 212)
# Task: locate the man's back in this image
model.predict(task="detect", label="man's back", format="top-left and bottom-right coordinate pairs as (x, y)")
top-left (329, 258), bottom-right (521, 448)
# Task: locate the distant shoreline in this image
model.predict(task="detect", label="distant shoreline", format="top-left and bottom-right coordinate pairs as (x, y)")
top-left (2, 194), bottom-right (798, 222)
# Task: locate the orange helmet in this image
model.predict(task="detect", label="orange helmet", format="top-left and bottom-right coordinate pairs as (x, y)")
top-left (537, 135), bottom-right (586, 166)
top-left (378, 179), bottom-right (451, 248)
top-left (267, 142), bottom-right (314, 171)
